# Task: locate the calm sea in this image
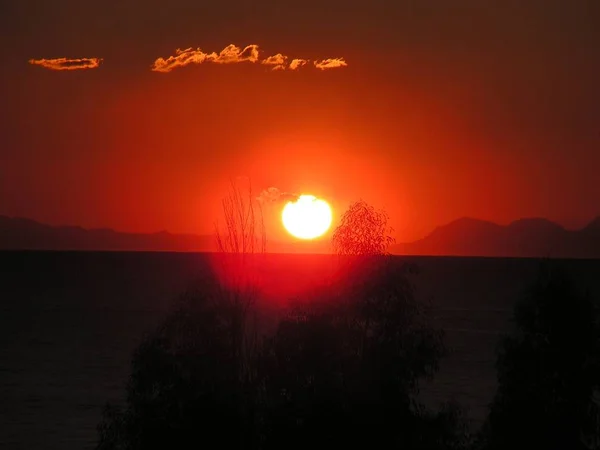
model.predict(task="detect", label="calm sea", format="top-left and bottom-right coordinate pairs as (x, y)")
top-left (1, 252), bottom-right (599, 449)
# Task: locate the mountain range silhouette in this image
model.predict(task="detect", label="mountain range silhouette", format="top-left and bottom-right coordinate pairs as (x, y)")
top-left (391, 217), bottom-right (600, 258)
top-left (1, 215), bottom-right (599, 258)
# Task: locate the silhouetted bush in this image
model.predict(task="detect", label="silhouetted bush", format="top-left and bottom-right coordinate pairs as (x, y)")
top-left (97, 285), bottom-right (262, 450)
top-left (259, 256), bottom-right (470, 450)
top-left (478, 262), bottom-right (600, 450)
top-left (332, 200), bottom-right (395, 256)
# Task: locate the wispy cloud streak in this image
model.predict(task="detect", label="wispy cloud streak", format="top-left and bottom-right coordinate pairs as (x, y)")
top-left (151, 48), bottom-right (210, 73)
top-left (28, 57), bottom-right (102, 71)
top-left (289, 59), bottom-right (308, 70)
top-left (153, 44), bottom-right (347, 73)
top-left (152, 44), bottom-right (259, 72)
top-left (212, 44), bottom-right (259, 64)
top-left (261, 53), bottom-right (287, 71)
top-left (314, 58), bottom-right (347, 70)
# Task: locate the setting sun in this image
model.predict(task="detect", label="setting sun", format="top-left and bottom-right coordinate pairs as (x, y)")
top-left (282, 195), bottom-right (332, 240)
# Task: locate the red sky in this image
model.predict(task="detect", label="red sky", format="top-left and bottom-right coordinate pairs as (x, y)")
top-left (1, 0), bottom-right (599, 243)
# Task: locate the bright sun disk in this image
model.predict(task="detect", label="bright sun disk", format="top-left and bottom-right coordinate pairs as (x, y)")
top-left (282, 195), bottom-right (332, 240)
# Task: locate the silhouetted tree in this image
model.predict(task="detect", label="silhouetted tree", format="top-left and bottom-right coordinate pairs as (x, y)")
top-left (260, 242), bottom-right (469, 449)
top-left (97, 285), bottom-right (260, 449)
top-left (212, 178), bottom-right (267, 405)
top-left (263, 266), bottom-right (466, 449)
top-left (332, 200), bottom-right (395, 256)
top-left (97, 181), bottom-right (268, 450)
top-left (478, 262), bottom-right (600, 450)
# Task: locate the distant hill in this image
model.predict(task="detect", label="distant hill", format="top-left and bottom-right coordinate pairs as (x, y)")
top-left (0, 216), bottom-right (216, 252)
top-left (392, 217), bottom-right (600, 258)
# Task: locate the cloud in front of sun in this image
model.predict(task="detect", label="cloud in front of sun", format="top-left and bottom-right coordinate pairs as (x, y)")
top-left (257, 187), bottom-right (300, 204)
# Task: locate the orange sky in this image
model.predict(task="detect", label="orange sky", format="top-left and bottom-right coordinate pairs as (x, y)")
top-left (1, 0), bottom-right (599, 244)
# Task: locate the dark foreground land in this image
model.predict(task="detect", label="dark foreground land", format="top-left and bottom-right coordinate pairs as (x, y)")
top-left (0, 252), bottom-right (599, 449)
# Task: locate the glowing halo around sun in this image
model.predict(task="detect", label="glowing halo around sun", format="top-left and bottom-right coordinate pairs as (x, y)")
top-left (282, 195), bottom-right (333, 240)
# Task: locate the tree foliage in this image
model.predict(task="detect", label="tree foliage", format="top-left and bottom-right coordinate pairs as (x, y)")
top-left (97, 286), bottom-right (261, 450)
top-left (260, 263), bottom-right (460, 449)
top-left (98, 181), bottom-right (268, 450)
top-left (332, 200), bottom-right (395, 256)
top-left (478, 262), bottom-right (600, 450)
